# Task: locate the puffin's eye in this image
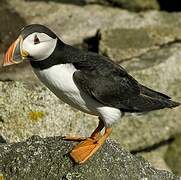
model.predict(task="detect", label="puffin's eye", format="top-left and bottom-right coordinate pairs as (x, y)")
top-left (34, 35), bottom-right (40, 45)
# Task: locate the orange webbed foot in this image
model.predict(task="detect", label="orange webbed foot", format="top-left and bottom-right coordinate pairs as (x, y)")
top-left (70, 127), bottom-right (112, 164)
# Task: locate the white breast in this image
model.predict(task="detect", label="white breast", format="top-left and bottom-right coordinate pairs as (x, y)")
top-left (33, 63), bottom-right (100, 114)
top-left (33, 63), bottom-right (122, 126)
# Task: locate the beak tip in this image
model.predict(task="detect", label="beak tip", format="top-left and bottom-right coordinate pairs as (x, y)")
top-left (2, 63), bottom-right (8, 67)
top-left (2, 59), bottom-right (15, 67)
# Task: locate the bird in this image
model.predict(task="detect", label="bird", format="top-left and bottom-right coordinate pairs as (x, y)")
top-left (2, 24), bottom-right (180, 164)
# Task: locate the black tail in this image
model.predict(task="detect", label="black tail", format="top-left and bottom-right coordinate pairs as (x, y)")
top-left (130, 85), bottom-right (180, 112)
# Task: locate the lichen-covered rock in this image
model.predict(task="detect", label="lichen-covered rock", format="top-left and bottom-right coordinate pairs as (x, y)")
top-left (0, 81), bottom-right (98, 143)
top-left (165, 134), bottom-right (181, 176)
top-left (0, 136), bottom-right (179, 180)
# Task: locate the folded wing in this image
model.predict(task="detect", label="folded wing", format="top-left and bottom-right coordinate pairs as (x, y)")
top-left (73, 53), bottom-right (180, 113)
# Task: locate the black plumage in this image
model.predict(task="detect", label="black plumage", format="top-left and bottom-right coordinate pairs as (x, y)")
top-left (31, 39), bottom-right (180, 113)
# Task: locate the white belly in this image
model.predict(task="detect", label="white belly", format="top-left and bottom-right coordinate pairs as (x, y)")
top-left (33, 63), bottom-right (122, 126)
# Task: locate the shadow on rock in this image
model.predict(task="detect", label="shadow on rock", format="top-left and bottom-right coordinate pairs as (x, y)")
top-left (158, 0), bottom-right (181, 12)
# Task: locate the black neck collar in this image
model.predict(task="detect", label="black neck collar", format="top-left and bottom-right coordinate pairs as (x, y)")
top-left (30, 39), bottom-right (65, 70)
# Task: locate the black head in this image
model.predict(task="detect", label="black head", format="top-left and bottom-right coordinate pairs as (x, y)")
top-left (20, 24), bottom-right (57, 40)
top-left (3, 24), bottom-right (63, 66)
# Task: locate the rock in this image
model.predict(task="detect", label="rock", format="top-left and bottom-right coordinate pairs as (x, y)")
top-left (138, 143), bottom-right (172, 172)
top-left (0, 136), bottom-right (179, 180)
top-left (0, 0), bottom-right (26, 52)
top-left (26, 0), bottom-right (159, 11)
top-left (0, 81), bottom-right (98, 143)
top-left (0, 0), bottom-right (28, 82)
top-left (99, 26), bottom-right (181, 62)
top-left (7, 0), bottom-right (137, 45)
top-left (26, 0), bottom-right (106, 6)
top-left (106, 0), bottom-right (160, 11)
top-left (7, 0), bottom-right (181, 46)
top-left (165, 134), bottom-right (181, 176)
top-left (0, 60), bottom-right (37, 82)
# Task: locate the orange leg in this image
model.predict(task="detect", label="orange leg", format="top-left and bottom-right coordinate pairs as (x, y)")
top-left (62, 119), bottom-right (104, 142)
top-left (90, 119), bottom-right (104, 139)
top-left (70, 127), bottom-right (112, 164)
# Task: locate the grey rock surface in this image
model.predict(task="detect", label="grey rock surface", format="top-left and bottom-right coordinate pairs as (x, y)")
top-left (69, 0), bottom-right (160, 11)
top-left (0, 60), bottom-right (37, 82)
top-left (0, 136), bottom-right (179, 180)
top-left (165, 134), bottom-right (181, 176)
top-left (6, 0), bottom-right (181, 46)
top-left (99, 26), bottom-right (181, 62)
top-left (7, 0), bottom-right (138, 45)
top-left (139, 144), bottom-right (171, 172)
top-left (0, 81), bottom-right (97, 143)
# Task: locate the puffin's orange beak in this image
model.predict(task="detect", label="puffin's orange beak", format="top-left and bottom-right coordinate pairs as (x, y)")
top-left (3, 38), bottom-right (20, 66)
top-left (2, 35), bottom-right (28, 67)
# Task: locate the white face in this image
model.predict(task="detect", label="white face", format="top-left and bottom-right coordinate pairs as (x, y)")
top-left (22, 32), bottom-right (57, 61)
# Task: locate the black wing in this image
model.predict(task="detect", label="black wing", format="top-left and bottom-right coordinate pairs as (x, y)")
top-left (73, 52), bottom-right (179, 113)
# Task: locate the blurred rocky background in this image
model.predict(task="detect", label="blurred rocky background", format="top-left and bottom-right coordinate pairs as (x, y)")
top-left (0, 0), bottom-right (181, 179)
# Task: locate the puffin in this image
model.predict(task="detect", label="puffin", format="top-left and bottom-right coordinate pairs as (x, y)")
top-left (2, 24), bottom-right (180, 164)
